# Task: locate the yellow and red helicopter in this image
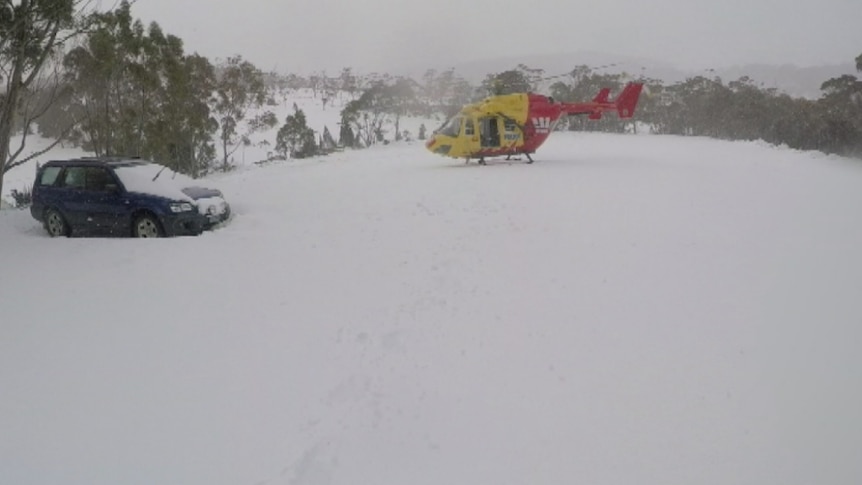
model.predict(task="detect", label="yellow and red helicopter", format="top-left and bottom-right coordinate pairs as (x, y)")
top-left (424, 82), bottom-right (644, 164)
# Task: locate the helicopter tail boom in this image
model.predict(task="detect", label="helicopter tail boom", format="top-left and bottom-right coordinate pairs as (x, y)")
top-left (561, 82), bottom-right (644, 120)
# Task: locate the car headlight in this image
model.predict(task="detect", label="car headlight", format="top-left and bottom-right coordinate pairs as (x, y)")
top-left (169, 202), bottom-right (194, 213)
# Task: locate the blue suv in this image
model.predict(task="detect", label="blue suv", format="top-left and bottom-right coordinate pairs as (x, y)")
top-left (30, 157), bottom-right (231, 237)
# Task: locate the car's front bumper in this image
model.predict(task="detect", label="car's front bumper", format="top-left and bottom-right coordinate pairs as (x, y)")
top-left (158, 209), bottom-right (227, 237)
top-left (159, 212), bottom-right (207, 236)
top-left (156, 199), bottom-right (230, 237)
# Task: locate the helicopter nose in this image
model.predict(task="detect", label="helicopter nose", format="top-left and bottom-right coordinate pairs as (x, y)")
top-left (424, 136), bottom-right (451, 155)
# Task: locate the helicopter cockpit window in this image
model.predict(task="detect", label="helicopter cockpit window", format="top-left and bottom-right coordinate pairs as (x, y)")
top-left (504, 119), bottom-right (519, 132)
top-left (438, 116), bottom-right (462, 137)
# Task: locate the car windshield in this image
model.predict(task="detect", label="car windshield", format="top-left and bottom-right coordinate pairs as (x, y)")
top-left (112, 161), bottom-right (197, 201)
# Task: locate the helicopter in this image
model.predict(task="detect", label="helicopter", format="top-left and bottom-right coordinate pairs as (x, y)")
top-left (424, 82), bottom-right (644, 164)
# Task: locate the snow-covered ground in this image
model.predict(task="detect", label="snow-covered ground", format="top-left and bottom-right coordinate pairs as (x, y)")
top-left (2, 99), bottom-right (862, 484)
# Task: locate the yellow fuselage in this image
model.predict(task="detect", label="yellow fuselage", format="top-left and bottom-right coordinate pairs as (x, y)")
top-left (425, 93), bottom-right (531, 159)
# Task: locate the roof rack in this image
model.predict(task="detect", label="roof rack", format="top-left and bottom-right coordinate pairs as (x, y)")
top-left (42, 156), bottom-right (148, 166)
top-left (76, 155), bottom-right (141, 160)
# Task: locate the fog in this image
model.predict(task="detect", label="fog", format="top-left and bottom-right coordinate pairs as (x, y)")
top-left (131, 0), bottom-right (862, 74)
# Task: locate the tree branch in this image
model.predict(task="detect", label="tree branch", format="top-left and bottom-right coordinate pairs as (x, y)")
top-left (3, 128), bottom-right (71, 173)
top-left (22, 22), bottom-right (61, 88)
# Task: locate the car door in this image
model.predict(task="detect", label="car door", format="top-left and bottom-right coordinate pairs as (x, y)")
top-left (31, 165), bottom-right (65, 219)
top-left (56, 166), bottom-right (90, 231)
top-left (83, 167), bottom-right (130, 236)
top-left (59, 166), bottom-right (128, 236)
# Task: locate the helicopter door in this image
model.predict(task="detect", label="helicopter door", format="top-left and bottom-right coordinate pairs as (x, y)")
top-left (464, 116), bottom-right (480, 154)
top-left (480, 117), bottom-right (500, 148)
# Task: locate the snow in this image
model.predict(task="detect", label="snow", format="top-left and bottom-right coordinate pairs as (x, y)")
top-left (2, 93), bottom-right (862, 485)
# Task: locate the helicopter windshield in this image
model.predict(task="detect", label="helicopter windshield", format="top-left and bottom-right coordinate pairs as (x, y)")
top-left (437, 115), bottom-right (462, 137)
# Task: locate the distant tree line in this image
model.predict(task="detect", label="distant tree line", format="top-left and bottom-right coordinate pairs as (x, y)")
top-left (545, 62), bottom-right (862, 157)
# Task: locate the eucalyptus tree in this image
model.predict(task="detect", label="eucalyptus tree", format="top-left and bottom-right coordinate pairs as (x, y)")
top-left (0, 0), bottom-right (89, 201)
top-left (62, 0), bottom-right (218, 176)
top-left (212, 55), bottom-right (271, 170)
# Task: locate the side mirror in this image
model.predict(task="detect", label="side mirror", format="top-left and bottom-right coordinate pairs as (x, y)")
top-left (105, 183), bottom-right (120, 193)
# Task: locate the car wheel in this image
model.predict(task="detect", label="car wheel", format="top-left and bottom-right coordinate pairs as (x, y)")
top-left (133, 213), bottom-right (163, 238)
top-left (44, 208), bottom-right (69, 237)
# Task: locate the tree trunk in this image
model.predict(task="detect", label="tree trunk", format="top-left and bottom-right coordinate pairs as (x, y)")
top-left (222, 136), bottom-right (229, 171)
top-left (395, 114), bottom-right (401, 141)
top-left (0, 48), bottom-right (27, 206)
top-left (104, 91), bottom-right (112, 156)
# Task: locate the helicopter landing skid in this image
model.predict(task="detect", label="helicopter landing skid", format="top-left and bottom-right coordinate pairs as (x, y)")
top-left (464, 155), bottom-right (533, 166)
top-left (503, 155), bottom-right (536, 164)
top-left (505, 153), bottom-right (534, 164)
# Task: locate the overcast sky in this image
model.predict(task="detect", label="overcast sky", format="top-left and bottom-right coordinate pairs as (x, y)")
top-left (129, 0), bottom-right (862, 75)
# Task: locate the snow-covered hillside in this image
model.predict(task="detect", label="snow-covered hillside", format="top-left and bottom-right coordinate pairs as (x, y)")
top-left (2, 96), bottom-right (862, 485)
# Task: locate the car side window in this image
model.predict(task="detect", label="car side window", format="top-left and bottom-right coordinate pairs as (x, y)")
top-left (86, 168), bottom-right (114, 192)
top-left (38, 166), bottom-right (62, 186)
top-left (62, 167), bottom-right (87, 189)
top-left (60, 167), bottom-right (114, 192)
